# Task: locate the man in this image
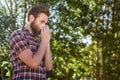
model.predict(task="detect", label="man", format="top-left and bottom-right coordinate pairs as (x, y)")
top-left (8, 5), bottom-right (52, 80)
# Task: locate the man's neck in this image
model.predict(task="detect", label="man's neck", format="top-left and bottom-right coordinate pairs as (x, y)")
top-left (25, 23), bottom-right (33, 33)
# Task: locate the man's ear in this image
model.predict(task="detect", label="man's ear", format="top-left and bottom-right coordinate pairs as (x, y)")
top-left (29, 15), bottom-right (35, 22)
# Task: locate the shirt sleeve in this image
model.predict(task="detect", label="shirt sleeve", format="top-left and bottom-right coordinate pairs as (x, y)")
top-left (8, 32), bottom-right (30, 55)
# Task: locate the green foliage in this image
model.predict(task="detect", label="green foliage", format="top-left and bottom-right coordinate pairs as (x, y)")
top-left (0, 0), bottom-right (120, 80)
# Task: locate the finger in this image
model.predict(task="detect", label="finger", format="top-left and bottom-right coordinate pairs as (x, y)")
top-left (46, 25), bottom-right (50, 32)
top-left (41, 28), bottom-right (44, 34)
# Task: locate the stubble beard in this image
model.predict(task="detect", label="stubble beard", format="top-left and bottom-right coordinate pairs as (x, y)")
top-left (30, 20), bottom-right (39, 35)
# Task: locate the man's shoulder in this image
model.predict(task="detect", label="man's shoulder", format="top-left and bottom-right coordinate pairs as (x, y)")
top-left (8, 28), bottom-right (23, 41)
top-left (10, 28), bottom-right (23, 36)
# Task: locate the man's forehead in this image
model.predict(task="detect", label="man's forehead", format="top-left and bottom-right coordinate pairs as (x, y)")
top-left (38, 13), bottom-right (48, 18)
top-left (38, 13), bottom-right (48, 21)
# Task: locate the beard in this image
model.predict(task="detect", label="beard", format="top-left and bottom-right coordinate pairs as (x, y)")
top-left (30, 20), bottom-right (40, 35)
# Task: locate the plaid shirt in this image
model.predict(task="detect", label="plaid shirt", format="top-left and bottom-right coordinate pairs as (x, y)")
top-left (8, 27), bottom-right (46, 80)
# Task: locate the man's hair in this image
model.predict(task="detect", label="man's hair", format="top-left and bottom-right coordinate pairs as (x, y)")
top-left (27, 5), bottom-right (50, 21)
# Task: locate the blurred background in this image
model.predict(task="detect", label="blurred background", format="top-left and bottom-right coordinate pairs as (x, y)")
top-left (0, 0), bottom-right (120, 80)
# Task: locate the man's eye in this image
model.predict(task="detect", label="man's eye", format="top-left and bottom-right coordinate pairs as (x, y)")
top-left (41, 21), bottom-right (44, 23)
top-left (45, 23), bottom-right (48, 25)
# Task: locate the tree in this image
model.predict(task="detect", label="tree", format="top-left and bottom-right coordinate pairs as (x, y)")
top-left (0, 0), bottom-right (120, 80)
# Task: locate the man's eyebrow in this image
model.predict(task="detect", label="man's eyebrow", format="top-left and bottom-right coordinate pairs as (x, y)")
top-left (41, 20), bottom-right (48, 24)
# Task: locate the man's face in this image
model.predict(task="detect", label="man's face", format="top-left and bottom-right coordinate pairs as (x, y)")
top-left (30, 13), bottom-right (48, 35)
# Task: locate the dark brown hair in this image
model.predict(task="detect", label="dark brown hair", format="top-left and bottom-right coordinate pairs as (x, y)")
top-left (27, 5), bottom-right (50, 21)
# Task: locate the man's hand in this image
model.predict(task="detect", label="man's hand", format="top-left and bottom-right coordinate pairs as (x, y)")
top-left (40, 25), bottom-right (51, 43)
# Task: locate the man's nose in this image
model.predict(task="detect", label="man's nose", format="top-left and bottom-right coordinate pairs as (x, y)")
top-left (40, 24), bottom-right (46, 29)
